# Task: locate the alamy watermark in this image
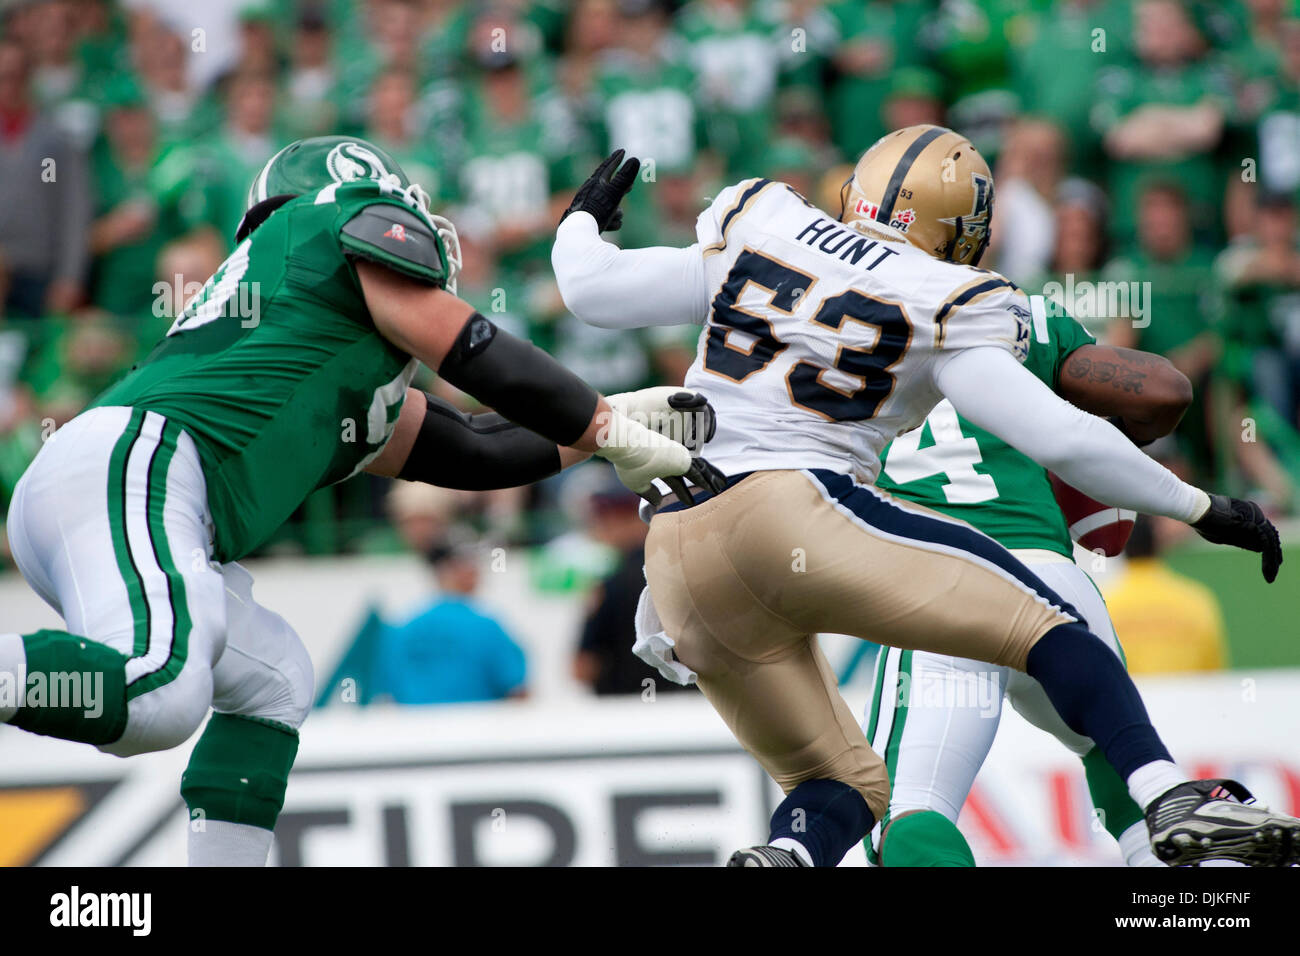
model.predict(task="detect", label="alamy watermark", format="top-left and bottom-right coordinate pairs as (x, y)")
top-left (1040, 274), bottom-right (1153, 329)
top-left (0, 668), bottom-right (104, 718)
top-left (897, 665), bottom-right (1002, 718)
top-left (595, 408), bottom-right (712, 452)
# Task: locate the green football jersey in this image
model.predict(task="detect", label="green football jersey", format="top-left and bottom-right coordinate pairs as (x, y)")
top-left (1090, 58), bottom-right (1234, 242)
top-left (675, 2), bottom-right (781, 175)
top-left (876, 304), bottom-right (1096, 556)
top-left (93, 180), bottom-right (446, 562)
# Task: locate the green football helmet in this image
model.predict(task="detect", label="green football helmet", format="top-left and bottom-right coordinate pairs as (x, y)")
top-left (243, 135), bottom-right (462, 291)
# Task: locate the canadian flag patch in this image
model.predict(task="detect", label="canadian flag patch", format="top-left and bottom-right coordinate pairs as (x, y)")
top-left (854, 198), bottom-right (880, 218)
top-left (383, 223), bottom-right (407, 242)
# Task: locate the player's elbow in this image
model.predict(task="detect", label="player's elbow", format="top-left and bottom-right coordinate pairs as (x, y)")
top-left (1150, 363), bottom-right (1194, 428)
top-left (553, 268), bottom-right (622, 328)
top-left (1131, 361), bottom-right (1193, 440)
top-left (552, 252), bottom-right (594, 321)
top-left (552, 225), bottom-right (628, 327)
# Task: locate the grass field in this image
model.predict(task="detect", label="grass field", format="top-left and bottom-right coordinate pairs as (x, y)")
top-left (1166, 538), bottom-right (1300, 669)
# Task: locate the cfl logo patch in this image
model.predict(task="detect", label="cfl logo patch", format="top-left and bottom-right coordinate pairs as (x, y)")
top-left (384, 223), bottom-right (408, 242)
top-left (853, 198), bottom-right (914, 232)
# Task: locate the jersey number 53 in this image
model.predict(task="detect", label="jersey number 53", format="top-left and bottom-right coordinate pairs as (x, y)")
top-left (702, 248), bottom-right (912, 421)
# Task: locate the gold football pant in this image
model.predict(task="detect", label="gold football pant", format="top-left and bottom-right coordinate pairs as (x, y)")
top-left (644, 469), bottom-right (1078, 821)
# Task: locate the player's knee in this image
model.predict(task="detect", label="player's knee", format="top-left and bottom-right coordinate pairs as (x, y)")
top-left (855, 775), bottom-right (891, 825)
top-left (247, 613), bottom-right (315, 729)
top-left (1016, 617), bottom-right (1093, 672)
top-left (107, 662), bottom-right (214, 757)
top-left (272, 626), bottom-right (315, 730)
top-left (216, 614), bottom-right (315, 730)
top-left (835, 751), bottom-right (891, 823)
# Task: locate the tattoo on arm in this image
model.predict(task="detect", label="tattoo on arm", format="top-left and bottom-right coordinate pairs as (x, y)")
top-left (1056, 345), bottom-right (1189, 441)
top-left (1063, 354), bottom-right (1148, 394)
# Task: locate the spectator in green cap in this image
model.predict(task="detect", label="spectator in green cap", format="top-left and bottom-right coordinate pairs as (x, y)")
top-left (232, 3), bottom-right (285, 78)
top-left (88, 74), bottom-right (179, 318)
top-left (825, 0), bottom-right (929, 161)
top-left (283, 6), bottom-right (337, 139)
top-left (882, 67), bottom-right (946, 135)
top-left (927, 0), bottom-right (1026, 163)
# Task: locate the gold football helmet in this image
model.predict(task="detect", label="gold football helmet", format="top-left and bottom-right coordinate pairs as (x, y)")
top-left (839, 125), bottom-right (994, 267)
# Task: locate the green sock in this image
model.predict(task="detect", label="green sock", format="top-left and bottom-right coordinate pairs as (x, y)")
top-left (1082, 747), bottom-right (1145, 840)
top-left (181, 713), bottom-right (300, 830)
top-left (9, 630), bottom-right (129, 745)
top-left (878, 810), bottom-right (977, 867)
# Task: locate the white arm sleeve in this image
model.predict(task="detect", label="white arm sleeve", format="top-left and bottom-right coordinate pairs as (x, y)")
top-left (551, 212), bottom-right (711, 329)
top-left (934, 347), bottom-right (1211, 523)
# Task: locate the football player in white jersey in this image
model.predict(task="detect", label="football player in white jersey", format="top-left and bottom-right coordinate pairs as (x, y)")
top-left (551, 128), bottom-right (1294, 867)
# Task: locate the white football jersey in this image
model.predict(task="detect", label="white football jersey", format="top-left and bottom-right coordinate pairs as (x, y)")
top-left (682, 178), bottom-right (1033, 481)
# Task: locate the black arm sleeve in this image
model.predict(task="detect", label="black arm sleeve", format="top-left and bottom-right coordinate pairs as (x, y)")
top-left (436, 312), bottom-right (600, 447)
top-left (397, 392), bottom-right (564, 490)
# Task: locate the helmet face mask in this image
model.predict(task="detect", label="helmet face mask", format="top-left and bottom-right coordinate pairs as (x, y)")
top-left (242, 135), bottom-right (462, 292)
top-left (839, 124), bottom-right (994, 268)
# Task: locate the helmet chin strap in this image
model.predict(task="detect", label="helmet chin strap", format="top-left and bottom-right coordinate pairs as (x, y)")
top-left (942, 217), bottom-right (993, 266)
top-left (838, 174), bottom-right (854, 220)
top-left (972, 223), bottom-right (991, 266)
top-left (430, 212), bottom-right (463, 296)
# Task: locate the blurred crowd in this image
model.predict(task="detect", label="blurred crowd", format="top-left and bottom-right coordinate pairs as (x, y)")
top-left (2, 0), bottom-right (1300, 573)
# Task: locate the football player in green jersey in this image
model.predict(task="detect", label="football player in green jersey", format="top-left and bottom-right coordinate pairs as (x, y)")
top-left (0, 136), bottom-right (716, 866)
top-left (866, 299), bottom-right (1194, 866)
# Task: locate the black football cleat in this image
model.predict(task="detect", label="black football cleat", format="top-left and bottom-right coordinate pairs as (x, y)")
top-left (1146, 779), bottom-right (1300, 866)
top-left (726, 845), bottom-right (808, 867)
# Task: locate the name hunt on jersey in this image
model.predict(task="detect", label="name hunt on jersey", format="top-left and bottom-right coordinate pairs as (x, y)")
top-left (681, 178), bottom-right (1032, 481)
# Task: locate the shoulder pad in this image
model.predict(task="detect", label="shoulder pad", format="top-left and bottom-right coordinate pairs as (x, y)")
top-left (700, 178), bottom-right (776, 254)
top-left (339, 202), bottom-right (448, 287)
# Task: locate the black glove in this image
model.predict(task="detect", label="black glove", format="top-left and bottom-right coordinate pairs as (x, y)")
top-left (667, 390), bottom-right (718, 453)
top-left (653, 454), bottom-right (728, 510)
top-left (648, 390), bottom-right (721, 506)
top-left (1191, 494), bottom-right (1283, 583)
top-left (560, 149), bottom-right (640, 232)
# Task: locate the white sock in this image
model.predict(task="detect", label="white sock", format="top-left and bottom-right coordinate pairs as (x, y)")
top-left (189, 819), bottom-right (275, 866)
top-left (770, 837), bottom-right (814, 867)
top-left (1118, 820), bottom-right (1163, 867)
top-left (0, 633), bottom-right (27, 723)
top-left (1127, 760), bottom-right (1188, 811)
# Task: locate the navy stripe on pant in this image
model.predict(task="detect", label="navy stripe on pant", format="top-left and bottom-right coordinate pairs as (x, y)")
top-left (804, 470), bottom-right (1170, 780)
top-left (806, 469), bottom-right (1084, 626)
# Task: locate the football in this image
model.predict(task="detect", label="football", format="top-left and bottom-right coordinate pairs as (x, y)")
top-left (1049, 473), bottom-right (1136, 557)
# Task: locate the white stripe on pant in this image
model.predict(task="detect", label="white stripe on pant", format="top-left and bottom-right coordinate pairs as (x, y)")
top-left (862, 551), bottom-right (1123, 855)
top-left (6, 406), bottom-right (313, 755)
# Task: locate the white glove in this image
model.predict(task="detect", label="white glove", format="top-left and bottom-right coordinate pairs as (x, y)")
top-left (633, 584), bottom-right (697, 686)
top-left (595, 408), bottom-right (693, 494)
top-left (606, 387), bottom-right (715, 452)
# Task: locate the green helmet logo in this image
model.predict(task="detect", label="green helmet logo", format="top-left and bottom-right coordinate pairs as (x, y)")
top-left (241, 135), bottom-right (462, 293)
top-left (245, 135), bottom-right (412, 211)
top-left (325, 141), bottom-right (396, 188)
